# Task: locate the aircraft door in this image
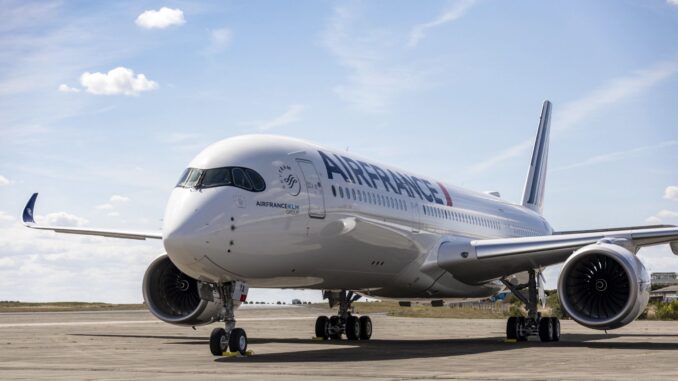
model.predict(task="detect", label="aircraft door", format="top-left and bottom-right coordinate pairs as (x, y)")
top-left (296, 159), bottom-right (326, 219)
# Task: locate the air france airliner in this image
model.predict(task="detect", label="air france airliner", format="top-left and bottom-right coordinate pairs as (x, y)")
top-left (22, 101), bottom-right (678, 356)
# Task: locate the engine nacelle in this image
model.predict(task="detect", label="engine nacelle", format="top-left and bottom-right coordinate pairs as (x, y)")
top-left (142, 254), bottom-right (224, 326)
top-left (558, 242), bottom-right (650, 330)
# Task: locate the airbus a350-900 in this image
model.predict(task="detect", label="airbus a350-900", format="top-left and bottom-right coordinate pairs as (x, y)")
top-left (22, 101), bottom-right (678, 356)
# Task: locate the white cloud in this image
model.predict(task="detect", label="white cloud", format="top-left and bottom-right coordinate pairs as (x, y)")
top-left (467, 61), bottom-right (678, 173)
top-left (0, 223), bottom-right (162, 303)
top-left (110, 195), bottom-right (130, 203)
top-left (668, 0), bottom-right (678, 6)
top-left (323, 5), bottom-right (425, 113)
top-left (664, 186), bottom-right (678, 201)
top-left (80, 67), bottom-right (158, 96)
top-left (135, 7), bottom-right (185, 29)
top-left (58, 84), bottom-right (80, 93)
top-left (553, 140), bottom-right (678, 172)
top-left (95, 203), bottom-right (114, 211)
top-left (555, 62), bottom-right (678, 132)
top-left (37, 212), bottom-right (88, 227)
top-left (646, 209), bottom-right (678, 224)
top-left (107, 211), bottom-right (120, 217)
top-left (646, 216), bottom-right (662, 224)
top-left (0, 211), bottom-right (14, 222)
top-left (0, 175), bottom-right (10, 186)
top-left (408, 0), bottom-right (477, 47)
top-left (207, 27), bottom-right (233, 53)
top-left (467, 140), bottom-right (533, 174)
top-left (657, 210), bottom-right (678, 218)
top-left (256, 105), bottom-right (306, 131)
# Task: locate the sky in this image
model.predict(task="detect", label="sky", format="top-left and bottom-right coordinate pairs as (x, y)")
top-left (1, 0), bottom-right (677, 304)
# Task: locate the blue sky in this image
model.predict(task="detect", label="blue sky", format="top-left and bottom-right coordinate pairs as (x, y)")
top-left (1, 0), bottom-right (677, 303)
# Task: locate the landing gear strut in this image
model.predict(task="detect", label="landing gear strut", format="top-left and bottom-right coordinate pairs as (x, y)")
top-left (315, 290), bottom-right (372, 341)
top-left (209, 281), bottom-right (249, 356)
top-left (501, 269), bottom-right (560, 342)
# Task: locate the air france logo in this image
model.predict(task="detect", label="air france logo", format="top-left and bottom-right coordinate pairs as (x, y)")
top-left (278, 164), bottom-right (300, 196)
top-left (318, 150), bottom-right (453, 206)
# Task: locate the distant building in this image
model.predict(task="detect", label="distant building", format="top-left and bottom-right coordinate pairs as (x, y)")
top-left (650, 285), bottom-right (678, 303)
top-left (651, 272), bottom-right (678, 286)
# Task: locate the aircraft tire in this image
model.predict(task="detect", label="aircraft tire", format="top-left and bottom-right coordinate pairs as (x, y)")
top-left (550, 317), bottom-right (560, 342)
top-left (345, 315), bottom-right (360, 340)
top-left (209, 327), bottom-right (228, 356)
top-left (538, 317), bottom-right (553, 342)
top-left (315, 316), bottom-right (329, 339)
top-left (329, 315), bottom-right (342, 340)
top-left (506, 316), bottom-right (518, 340)
top-left (359, 316), bottom-right (372, 340)
top-left (228, 328), bottom-right (248, 355)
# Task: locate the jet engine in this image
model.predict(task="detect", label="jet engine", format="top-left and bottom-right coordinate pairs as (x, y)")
top-left (558, 242), bottom-right (650, 330)
top-left (142, 254), bottom-right (224, 326)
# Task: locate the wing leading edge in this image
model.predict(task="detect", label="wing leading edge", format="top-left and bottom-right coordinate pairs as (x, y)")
top-left (437, 225), bottom-right (678, 284)
top-left (22, 193), bottom-right (162, 240)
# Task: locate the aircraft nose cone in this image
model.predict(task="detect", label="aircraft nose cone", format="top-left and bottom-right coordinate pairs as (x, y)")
top-left (162, 189), bottom-right (206, 267)
top-left (163, 214), bottom-right (200, 267)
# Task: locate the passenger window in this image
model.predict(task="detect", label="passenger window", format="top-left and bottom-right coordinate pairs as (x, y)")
top-left (332, 185), bottom-right (337, 197)
top-left (352, 189), bottom-right (357, 200)
top-left (339, 187), bottom-right (344, 198)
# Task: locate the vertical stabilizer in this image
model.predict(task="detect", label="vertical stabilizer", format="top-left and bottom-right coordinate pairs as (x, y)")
top-left (521, 100), bottom-right (551, 214)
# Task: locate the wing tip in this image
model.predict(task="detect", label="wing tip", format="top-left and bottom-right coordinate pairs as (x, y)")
top-left (22, 193), bottom-right (39, 225)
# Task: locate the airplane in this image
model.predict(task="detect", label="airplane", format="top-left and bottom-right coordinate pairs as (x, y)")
top-left (21, 100), bottom-right (678, 356)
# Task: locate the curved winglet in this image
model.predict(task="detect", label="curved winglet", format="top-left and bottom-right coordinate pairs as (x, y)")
top-left (22, 192), bottom-right (39, 225)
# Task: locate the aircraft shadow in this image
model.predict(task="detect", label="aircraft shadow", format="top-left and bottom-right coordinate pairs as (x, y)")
top-left (70, 333), bottom-right (678, 363)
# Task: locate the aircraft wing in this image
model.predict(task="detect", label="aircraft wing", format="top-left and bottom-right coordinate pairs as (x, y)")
top-left (22, 193), bottom-right (162, 240)
top-left (438, 225), bottom-right (678, 284)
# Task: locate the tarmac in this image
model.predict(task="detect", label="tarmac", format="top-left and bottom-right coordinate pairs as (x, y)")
top-left (1, 305), bottom-right (678, 380)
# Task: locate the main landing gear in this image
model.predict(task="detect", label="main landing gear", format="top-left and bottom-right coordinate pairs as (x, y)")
top-left (501, 269), bottom-right (561, 343)
top-left (209, 282), bottom-right (249, 356)
top-left (315, 290), bottom-right (373, 341)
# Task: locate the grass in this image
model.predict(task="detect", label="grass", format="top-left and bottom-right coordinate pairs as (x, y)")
top-left (1, 300), bottom-right (507, 319)
top-left (0, 301), bottom-right (147, 313)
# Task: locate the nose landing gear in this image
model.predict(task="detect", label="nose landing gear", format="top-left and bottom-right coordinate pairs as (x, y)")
top-left (315, 290), bottom-right (373, 341)
top-left (502, 269), bottom-right (561, 343)
top-left (209, 281), bottom-right (250, 356)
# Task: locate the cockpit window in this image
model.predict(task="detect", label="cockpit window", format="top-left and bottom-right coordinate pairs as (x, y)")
top-left (176, 168), bottom-right (203, 188)
top-left (176, 166), bottom-right (266, 192)
top-left (201, 168), bottom-right (233, 188)
top-left (245, 168), bottom-right (266, 191)
top-left (231, 168), bottom-right (253, 190)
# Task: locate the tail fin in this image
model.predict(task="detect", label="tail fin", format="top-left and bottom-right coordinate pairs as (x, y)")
top-left (521, 100), bottom-right (551, 214)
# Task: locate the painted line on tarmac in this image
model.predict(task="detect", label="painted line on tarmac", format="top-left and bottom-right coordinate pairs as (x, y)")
top-left (0, 316), bottom-right (317, 328)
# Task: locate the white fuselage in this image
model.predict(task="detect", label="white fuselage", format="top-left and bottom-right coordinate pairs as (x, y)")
top-left (162, 135), bottom-right (552, 299)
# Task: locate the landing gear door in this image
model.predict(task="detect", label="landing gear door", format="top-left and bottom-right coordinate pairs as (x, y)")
top-left (296, 159), bottom-right (326, 219)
